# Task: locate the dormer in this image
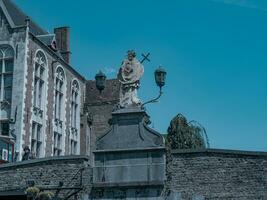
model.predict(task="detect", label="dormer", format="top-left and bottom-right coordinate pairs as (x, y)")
top-left (36, 34), bottom-right (57, 51)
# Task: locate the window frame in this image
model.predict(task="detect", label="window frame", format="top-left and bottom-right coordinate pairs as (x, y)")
top-left (69, 79), bottom-right (80, 155)
top-left (33, 50), bottom-right (47, 111)
top-left (53, 66), bottom-right (66, 156)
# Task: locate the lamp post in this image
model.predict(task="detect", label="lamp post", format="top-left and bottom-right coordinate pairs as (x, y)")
top-left (141, 66), bottom-right (167, 109)
top-left (154, 66), bottom-right (167, 89)
top-left (95, 70), bottom-right (106, 93)
top-left (94, 65), bottom-right (167, 108)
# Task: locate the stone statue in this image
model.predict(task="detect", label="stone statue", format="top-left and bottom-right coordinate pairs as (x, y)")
top-left (118, 50), bottom-right (144, 108)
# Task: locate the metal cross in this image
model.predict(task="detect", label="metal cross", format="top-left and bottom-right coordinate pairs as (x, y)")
top-left (140, 53), bottom-right (151, 64)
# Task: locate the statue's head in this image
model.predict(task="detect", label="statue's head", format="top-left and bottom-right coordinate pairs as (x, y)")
top-left (127, 50), bottom-right (136, 61)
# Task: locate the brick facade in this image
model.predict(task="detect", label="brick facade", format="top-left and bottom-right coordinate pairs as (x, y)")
top-left (0, 149), bottom-right (266, 199)
top-left (0, 0), bottom-right (87, 160)
top-left (84, 79), bottom-right (119, 157)
top-left (23, 35), bottom-right (86, 157)
top-left (0, 156), bottom-right (91, 199)
top-left (166, 149), bottom-right (267, 200)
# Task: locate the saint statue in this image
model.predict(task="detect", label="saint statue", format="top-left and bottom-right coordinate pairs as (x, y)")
top-left (118, 50), bottom-right (144, 108)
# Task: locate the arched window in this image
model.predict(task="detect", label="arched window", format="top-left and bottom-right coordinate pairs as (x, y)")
top-left (0, 45), bottom-right (14, 136)
top-left (54, 66), bottom-right (65, 156)
top-left (70, 80), bottom-right (79, 154)
top-left (31, 50), bottom-right (47, 158)
top-left (33, 51), bottom-right (47, 111)
top-left (54, 67), bottom-right (65, 120)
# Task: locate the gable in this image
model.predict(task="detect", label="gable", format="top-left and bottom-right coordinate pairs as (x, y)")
top-left (0, 0), bottom-right (47, 35)
top-left (0, 7), bottom-right (15, 41)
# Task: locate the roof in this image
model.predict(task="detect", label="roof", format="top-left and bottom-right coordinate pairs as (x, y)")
top-left (0, 0), bottom-right (47, 35)
top-left (85, 79), bottom-right (120, 105)
top-left (0, 0), bottom-right (87, 82)
top-left (36, 34), bottom-right (55, 46)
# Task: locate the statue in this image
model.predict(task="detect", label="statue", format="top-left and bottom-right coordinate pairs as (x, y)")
top-left (117, 50), bottom-right (144, 108)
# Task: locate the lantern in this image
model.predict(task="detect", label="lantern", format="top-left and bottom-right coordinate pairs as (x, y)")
top-left (154, 66), bottom-right (167, 88)
top-left (95, 70), bottom-right (106, 93)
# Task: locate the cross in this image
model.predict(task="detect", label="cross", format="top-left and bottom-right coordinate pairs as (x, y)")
top-left (140, 53), bottom-right (151, 64)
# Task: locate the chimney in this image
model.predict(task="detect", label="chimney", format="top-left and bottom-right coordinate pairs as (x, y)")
top-left (54, 26), bottom-right (71, 64)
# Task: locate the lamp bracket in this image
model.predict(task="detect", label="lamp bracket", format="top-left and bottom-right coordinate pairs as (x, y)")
top-left (141, 87), bottom-right (163, 109)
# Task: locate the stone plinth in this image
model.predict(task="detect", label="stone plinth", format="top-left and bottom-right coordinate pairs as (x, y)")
top-left (92, 107), bottom-right (166, 199)
top-left (96, 107), bottom-right (164, 150)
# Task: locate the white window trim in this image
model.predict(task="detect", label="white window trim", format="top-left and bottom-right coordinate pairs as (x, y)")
top-left (52, 65), bottom-right (67, 156)
top-left (69, 79), bottom-right (80, 155)
top-left (30, 49), bottom-right (48, 158)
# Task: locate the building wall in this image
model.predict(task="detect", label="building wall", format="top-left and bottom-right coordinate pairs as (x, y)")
top-left (0, 149), bottom-right (266, 199)
top-left (0, 4), bottom-right (87, 160)
top-left (84, 79), bottom-right (119, 157)
top-left (0, 7), bottom-right (27, 159)
top-left (23, 34), bottom-right (86, 158)
top-left (0, 156), bottom-right (91, 199)
top-left (166, 149), bottom-right (267, 200)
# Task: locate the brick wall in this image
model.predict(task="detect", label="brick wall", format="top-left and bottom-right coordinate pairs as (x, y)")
top-left (0, 156), bottom-right (91, 199)
top-left (166, 149), bottom-right (267, 200)
top-left (24, 34), bottom-right (86, 158)
top-left (0, 149), bottom-right (266, 199)
top-left (84, 79), bottom-right (120, 158)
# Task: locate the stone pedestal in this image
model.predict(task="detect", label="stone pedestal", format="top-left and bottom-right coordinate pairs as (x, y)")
top-left (92, 107), bottom-right (166, 199)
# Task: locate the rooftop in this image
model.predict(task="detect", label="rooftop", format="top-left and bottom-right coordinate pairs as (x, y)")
top-left (0, 0), bottom-right (47, 35)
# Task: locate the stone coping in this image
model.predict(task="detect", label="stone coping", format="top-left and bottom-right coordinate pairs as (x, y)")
top-left (92, 180), bottom-right (165, 188)
top-left (171, 148), bottom-right (267, 157)
top-left (112, 107), bottom-right (145, 115)
top-left (0, 155), bottom-right (90, 169)
top-left (93, 147), bottom-right (166, 153)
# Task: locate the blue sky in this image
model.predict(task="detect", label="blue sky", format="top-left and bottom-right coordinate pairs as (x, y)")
top-left (15, 0), bottom-right (267, 151)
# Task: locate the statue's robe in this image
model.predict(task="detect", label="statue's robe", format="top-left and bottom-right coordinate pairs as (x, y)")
top-left (118, 58), bottom-right (144, 108)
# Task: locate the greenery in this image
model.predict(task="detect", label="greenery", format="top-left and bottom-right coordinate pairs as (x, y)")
top-left (37, 191), bottom-right (54, 200)
top-left (26, 187), bottom-right (54, 200)
top-left (162, 113), bottom-right (210, 198)
top-left (166, 113), bottom-right (209, 150)
top-left (26, 186), bottom-right (40, 198)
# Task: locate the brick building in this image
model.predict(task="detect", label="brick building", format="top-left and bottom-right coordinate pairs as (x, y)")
top-left (84, 79), bottom-right (119, 158)
top-left (0, 0), bottom-right (90, 161)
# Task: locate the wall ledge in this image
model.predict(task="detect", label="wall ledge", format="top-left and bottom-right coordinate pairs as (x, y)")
top-left (171, 148), bottom-right (267, 157)
top-left (0, 155), bottom-right (90, 170)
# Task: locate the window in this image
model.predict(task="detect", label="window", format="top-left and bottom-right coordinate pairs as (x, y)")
top-left (53, 132), bottom-right (62, 156)
top-left (54, 67), bottom-right (65, 120)
top-left (33, 51), bottom-right (46, 110)
top-left (53, 67), bottom-right (65, 156)
top-left (0, 45), bottom-right (14, 136)
top-left (0, 45), bottom-right (14, 104)
top-left (0, 139), bottom-right (14, 162)
top-left (70, 139), bottom-right (77, 155)
top-left (71, 80), bottom-right (79, 129)
top-left (70, 80), bottom-right (79, 155)
top-left (0, 122), bottom-right (9, 136)
top-left (31, 122), bottom-right (42, 158)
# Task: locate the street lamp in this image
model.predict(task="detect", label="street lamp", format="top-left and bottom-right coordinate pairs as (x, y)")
top-left (141, 66), bottom-right (167, 109)
top-left (154, 66), bottom-right (167, 89)
top-left (95, 70), bottom-right (106, 93)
